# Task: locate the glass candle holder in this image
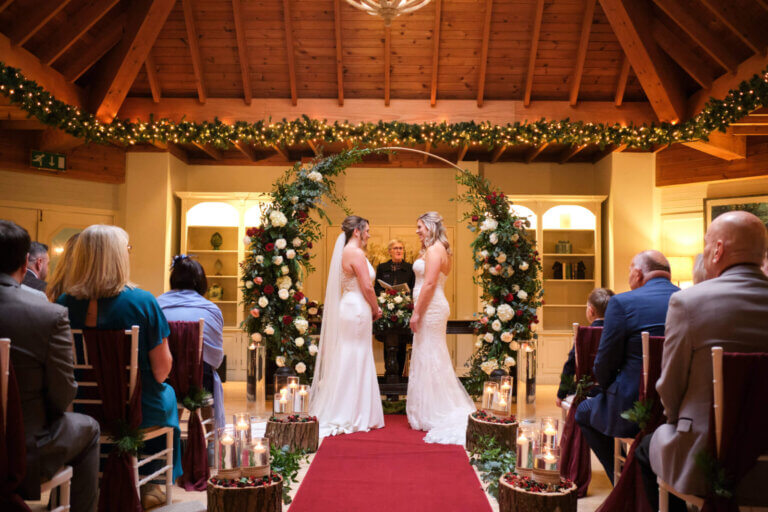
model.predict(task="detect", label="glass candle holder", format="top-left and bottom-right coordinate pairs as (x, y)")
top-left (216, 426), bottom-right (239, 477)
top-left (499, 375), bottom-right (513, 394)
top-left (540, 417), bottom-right (559, 451)
top-left (233, 412), bottom-right (251, 443)
top-left (481, 381), bottom-right (499, 410)
top-left (534, 447), bottom-right (559, 471)
top-left (287, 376), bottom-right (300, 395)
top-left (273, 392), bottom-right (289, 415)
top-left (516, 420), bottom-right (536, 472)
top-left (294, 384), bottom-right (310, 415)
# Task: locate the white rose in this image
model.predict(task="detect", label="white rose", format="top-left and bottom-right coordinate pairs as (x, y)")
top-left (483, 332), bottom-right (494, 343)
top-left (480, 217), bottom-right (498, 232)
top-left (294, 337), bottom-right (305, 347)
top-left (308, 307), bottom-right (318, 316)
top-left (291, 196), bottom-right (299, 204)
top-left (292, 237), bottom-right (302, 248)
top-left (475, 339), bottom-right (483, 348)
top-left (513, 284), bottom-right (521, 293)
top-left (275, 238), bottom-right (287, 250)
top-left (300, 297), bottom-right (307, 305)
top-left (243, 236), bottom-right (252, 246)
top-left (517, 290), bottom-right (528, 300)
top-left (485, 305), bottom-right (496, 317)
top-left (294, 317), bottom-right (308, 334)
top-left (308, 344), bottom-right (318, 356)
top-left (282, 265), bottom-right (290, 275)
top-left (258, 296), bottom-right (269, 308)
top-left (246, 280), bottom-right (254, 289)
top-left (501, 331), bottom-right (513, 343)
top-left (492, 319), bottom-right (502, 332)
top-left (480, 250), bottom-right (489, 259)
top-left (278, 288), bottom-right (290, 300)
top-left (307, 171), bottom-right (323, 182)
top-left (387, 303), bottom-right (395, 311)
top-left (255, 255), bottom-right (264, 264)
top-left (510, 341), bottom-right (520, 351)
top-left (394, 295), bottom-right (403, 304)
top-left (269, 210), bottom-right (287, 227)
top-left (504, 356), bottom-right (516, 367)
top-left (497, 304), bottom-right (514, 322)
top-left (480, 360), bottom-right (498, 375)
top-left (519, 261), bottom-right (529, 271)
top-left (273, 255), bottom-right (283, 265)
top-left (511, 233), bottom-right (519, 242)
top-left (489, 266), bottom-right (499, 276)
top-left (489, 232), bottom-right (498, 245)
top-left (276, 276), bottom-right (292, 289)
top-left (275, 356), bottom-right (285, 367)
top-left (251, 332), bottom-right (262, 342)
top-left (496, 252), bottom-right (507, 263)
top-left (264, 325), bottom-right (274, 335)
top-left (286, 249), bottom-right (296, 259)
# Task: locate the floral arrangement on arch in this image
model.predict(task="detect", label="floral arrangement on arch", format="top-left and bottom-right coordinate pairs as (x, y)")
top-left (241, 149), bottom-right (373, 381)
top-left (373, 289), bottom-right (414, 332)
top-left (455, 171), bottom-right (543, 397)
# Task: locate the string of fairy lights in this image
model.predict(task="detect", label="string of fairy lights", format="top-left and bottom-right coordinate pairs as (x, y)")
top-left (1, 61), bottom-right (767, 151)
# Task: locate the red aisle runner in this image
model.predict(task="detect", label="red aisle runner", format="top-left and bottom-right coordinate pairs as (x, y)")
top-left (289, 415), bottom-right (491, 512)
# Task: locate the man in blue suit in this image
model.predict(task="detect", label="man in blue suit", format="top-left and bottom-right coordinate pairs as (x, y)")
top-left (575, 250), bottom-right (679, 483)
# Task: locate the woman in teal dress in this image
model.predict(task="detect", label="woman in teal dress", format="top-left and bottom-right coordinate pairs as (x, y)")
top-left (56, 225), bottom-right (182, 503)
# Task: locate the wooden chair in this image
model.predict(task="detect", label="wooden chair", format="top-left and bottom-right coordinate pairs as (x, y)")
top-left (613, 331), bottom-right (653, 485)
top-left (171, 319), bottom-right (214, 443)
top-left (658, 347), bottom-right (768, 512)
top-left (71, 327), bottom-right (174, 507)
top-left (1, 338), bottom-right (73, 512)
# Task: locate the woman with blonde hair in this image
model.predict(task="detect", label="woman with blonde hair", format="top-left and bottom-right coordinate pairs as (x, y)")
top-left (57, 225), bottom-right (182, 506)
top-left (407, 212), bottom-right (475, 445)
top-left (45, 232), bottom-right (79, 302)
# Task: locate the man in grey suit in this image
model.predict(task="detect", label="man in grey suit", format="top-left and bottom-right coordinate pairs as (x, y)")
top-left (22, 241), bottom-right (49, 292)
top-left (637, 211), bottom-right (768, 509)
top-left (0, 220), bottom-right (100, 512)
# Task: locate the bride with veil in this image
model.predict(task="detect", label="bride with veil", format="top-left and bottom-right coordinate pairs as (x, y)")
top-left (309, 216), bottom-right (385, 437)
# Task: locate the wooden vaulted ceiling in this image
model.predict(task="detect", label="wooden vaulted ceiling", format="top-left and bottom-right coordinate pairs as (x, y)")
top-left (2, 0), bottom-right (768, 167)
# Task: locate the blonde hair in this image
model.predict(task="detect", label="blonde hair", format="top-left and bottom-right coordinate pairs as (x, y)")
top-left (46, 233), bottom-right (79, 302)
top-left (387, 239), bottom-right (404, 250)
top-left (65, 225), bottom-right (132, 299)
top-left (418, 211), bottom-right (451, 255)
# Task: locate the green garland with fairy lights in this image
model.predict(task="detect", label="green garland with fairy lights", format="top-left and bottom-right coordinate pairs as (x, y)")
top-left (1, 61), bottom-right (767, 151)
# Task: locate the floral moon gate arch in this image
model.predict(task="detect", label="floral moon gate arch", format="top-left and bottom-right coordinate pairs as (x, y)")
top-left (240, 148), bottom-right (542, 396)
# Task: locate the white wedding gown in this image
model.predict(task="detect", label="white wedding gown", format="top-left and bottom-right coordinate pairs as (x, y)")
top-left (310, 258), bottom-right (384, 438)
top-left (407, 258), bottom-right (476, 445)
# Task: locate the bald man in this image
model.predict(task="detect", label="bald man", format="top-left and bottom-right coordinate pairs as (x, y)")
top-left (641, 211), bottom-right (768, 507)
top-left (575, 250), bottom-right (679, 483)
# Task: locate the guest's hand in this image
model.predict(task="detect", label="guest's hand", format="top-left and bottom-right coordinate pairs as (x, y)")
top-left (555, 397), bottom-right (562, 408)
top-left (373, 307), bottom-right (382, 321)
top-left (410, 312), bottom-right (421, 333)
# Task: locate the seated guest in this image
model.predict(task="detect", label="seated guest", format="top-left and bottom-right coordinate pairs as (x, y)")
top-left (556, 287), bottom-right (614, 407)
top-left (56, 225), bottom-right (182, 505)
top-left (0, 221), bottom-right (100, 512)
top-left (46, 233), bottom-right (80, 302)
top-left (23, 241), bottom-right (49, 292)
top-left (575, 250), bottom-right (678, 483)
top-left (157, 255), bottom-right (225, 428)
top-left (637, 211), bottom-right (768, 508)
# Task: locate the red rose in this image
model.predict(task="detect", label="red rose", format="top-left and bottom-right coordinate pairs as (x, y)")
top-left (407, 303), bottom-right (414, 311)
top-left (309, 301), bottom-right (317, 308)
top-left (308, 242), bottom-right (313, 249)
top-left (492, 191), bottom-right (498, 198)
top-left (490, 199), bottom-right (497, 205)
top-left (282, 315), bottom-right (293, 325)
top-left (263, 285), bottom-right (274, 295)
top-left (265, 242), bottom-right (275, 251)
top-left (303, 253), bottom-right (310, 260)
top-left (499, 192), bottom-right (505, 200)
top-left (505, 293), bottom-right (514, 302)
top-left (485, 194), bottom-right (493, 201)
top-left (386, 289), bottom-right (397, 296)
top-left (293, 291), bottom-right (304, 301)
top-left (516, 310), bottom-right (523, 317)
top-left (390, 314), bottom-right (397, 322)
top-left (471, 215), bottom-right (479, 222)
top-left (492, 298), bottom-right (499, 304)
top-left (246, 227), bottom-right (258, 237)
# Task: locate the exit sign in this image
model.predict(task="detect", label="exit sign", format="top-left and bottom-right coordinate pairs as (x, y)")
top-left (31, 151), bottom-right (66, 171)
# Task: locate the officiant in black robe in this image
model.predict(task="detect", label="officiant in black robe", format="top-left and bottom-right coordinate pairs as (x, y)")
top-left (374, 239), bottom-right (415, 374)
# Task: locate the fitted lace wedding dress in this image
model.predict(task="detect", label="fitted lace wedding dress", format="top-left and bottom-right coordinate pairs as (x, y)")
top-left (309, 235), bottom-right (384, 438)
top-left (406, 258), bottom-right (476, 445)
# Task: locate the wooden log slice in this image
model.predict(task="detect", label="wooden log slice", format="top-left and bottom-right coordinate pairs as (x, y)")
top-left (465, 413), bottom-right (518, 452)
top-left (265, 420), bottom-right (319, 453)
top-left (207, 478), bottom-right (282, 512)
top-left (497, 476), bottom-right (577, 512)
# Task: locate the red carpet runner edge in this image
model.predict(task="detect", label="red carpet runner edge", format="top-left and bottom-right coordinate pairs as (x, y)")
top-left (289, 414), bottom-right (492, 512)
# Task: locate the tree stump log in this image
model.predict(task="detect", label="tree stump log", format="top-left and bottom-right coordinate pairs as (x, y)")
top-left (465, 413), bottom-right (518, 452)
top-left (497, 476), bottom-right (577, 512)
top-left (265, 420), bottom-right (319, 453)
top-left (207, 478), bottom-right (282, 512)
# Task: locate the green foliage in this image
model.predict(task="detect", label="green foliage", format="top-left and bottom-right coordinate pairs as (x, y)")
top-left (270, 444), bottom-right (309, 504)
top-left (695, 450), bottom-right (733, 499)
top-left (181, 386), bottom-right (212, 411)
top-left (373, 289), bottom-right (413, 331)
top-left (620, 399), bottom-right (655, 431)
top-left (559, 372), bottom-right (577, 396)
top-left (574, 375), bottom-right (596, 399)
top-left (469, 436), bottom-right (516, 499)
top-left (381, 399), bottom-right (407, 414)
top-left (113, 420), bottom-right (145, 456)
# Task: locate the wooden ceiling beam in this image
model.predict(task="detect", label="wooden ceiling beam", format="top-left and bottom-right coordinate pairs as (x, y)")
top-left (569, 0), bottom-right (597, 106)
top-left (0, 119), bottom-right (47, 130)
top-left (699, 0), bottom-right (768, 54)
top-left (689, 53), bottom-right (768, 116)
top-left (599, 0), bottom-right (686, 122)
top-left (525, 142), bottom-right (550, 163)
top-left (728, 126), bottom-right (768, 136)
top-left (182, 0), bottom-right (206, 103)
top-left (145, 51), bottom-right (161, 103)
top-left (614, 54), bottom-right (630, 106)
top-left (37, 0), bottom-right (120, 65)
top-left (307, 139), bottom-right (321, 156)
top-left (61, 16), bottom-right (124, 83)
top-left (423, 140), bottom-right (432, 163)
top-left (559, 144), bottom-right (587, 164)
top-left (192, 142), bottom-right (223, 160)
top-left (652, 0), bottom-right (740, 73)
top-left (490, 144), bottom-right (507, 163)
top-left (652, 22), bottom-right (714, 89)
top-left (429, 0), bottom-right (442, 107)
top-left (282, 0), bottom-right (298, 106)
top-left (232, 140), bottom-right (257, 161)
top-left (232, 0), bottom-right (252, 105)
top-left (89, 0), bottom-right (175, 122)
top-left (272, 144), bottom-right (290, 160)
top-left (384, 25), bottom-right (391, 106)
top-left (7, 0), bottom-right (72, 47)
top-left (456, 144), bottom-right (469, 163)
top-left (682, 131), bottom-right (746, 160)
top-left (333, 0), bottom-right (344, 106)
top-left (37, 128), bottom-right (83, 152)
top-left (0, 1), bottom-right (14, 15)
top-left (523, 0), bottom-right (545, 107)
top-left (476, 0), bottom-right (493, 107)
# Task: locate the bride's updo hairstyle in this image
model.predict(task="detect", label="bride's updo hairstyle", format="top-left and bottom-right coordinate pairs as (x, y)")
top-left (341, 215), bottom-right (369, 244)
top-left (418, 211), bottom-right (452, 255)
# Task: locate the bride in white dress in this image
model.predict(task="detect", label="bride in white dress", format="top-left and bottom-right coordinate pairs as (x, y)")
top-left (407, 212), bottom-right (476, 445)
top-left (309, 215), bottom-right (385, 437)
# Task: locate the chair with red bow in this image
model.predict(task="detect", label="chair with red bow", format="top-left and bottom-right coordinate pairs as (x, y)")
top-left (1, 338), bottom-right (72, 512)
top-left (71, 327), bottom-right (174, 512)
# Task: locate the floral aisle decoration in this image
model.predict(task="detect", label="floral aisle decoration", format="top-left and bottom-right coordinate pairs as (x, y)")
top-left (240, 149), bottom-right (373, 380)
top-left (455, 171), bottom-right (543, 397)
top-left (373, 289), bottom-right (414, 332)
top-left (502, 473), bottom-right (575, 494)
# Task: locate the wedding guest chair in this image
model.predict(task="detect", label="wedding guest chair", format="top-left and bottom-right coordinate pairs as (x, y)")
top-left (559, 323), bottom-right (580, 421)
top-left (169, 319), bottom-right (213, 441)
top-left (1, 338), bottom-right (73, 512)
top-left (658, 347), bottom-right (768, 512)
top-left (71, 327), bottom-right (174, 507)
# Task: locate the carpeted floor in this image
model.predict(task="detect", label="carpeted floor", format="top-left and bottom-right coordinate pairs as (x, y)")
top-left (289, 415), bottom-right (492, 512)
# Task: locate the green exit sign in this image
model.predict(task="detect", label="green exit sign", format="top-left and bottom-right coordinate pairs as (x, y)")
top-left (31, 151), bottom-right (66, 171)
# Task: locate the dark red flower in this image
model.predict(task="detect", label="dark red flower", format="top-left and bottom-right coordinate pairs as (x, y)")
top-left (308, 301), bottom-right (317, 308)
top-left (246, 227), bottom-right (258, 237)
top-left (406, 303), bottom-right (414, 311)
top-left (471, 215), bottom-right (479, 222)
top-left (516, 310), bottom-right (523, 317)
top-left (390, 314), bottom-right (398, 322)
top-left (492, 191), bottom-right (498, 198)
top-left (505, 293), bottom-right (514, 302)
top-left (263, 284), bottom-right (275, 295)
top-left (386, 289), bottom-right (397, 296)
top-left (490, 199), bottom-right (497, 205)
top-left (293, 291), bottom-right (304, 301)
top-left (282, 315), bottom-right (293, 325)
top-left (308, 242), bottom-right (313, 249)
top-left (303, 253), bottom-right (310, 260)
top-left (492, 298), bottom-right (499, 305)
top-left (485, 195), bottom-right (493, 201)
top-left (265, 242), bottom-right (275, 251)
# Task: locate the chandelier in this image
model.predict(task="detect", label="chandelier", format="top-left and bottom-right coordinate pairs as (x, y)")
top-left (345, 0), bottom-right (432, 26)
